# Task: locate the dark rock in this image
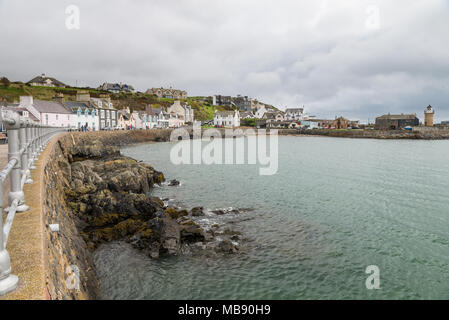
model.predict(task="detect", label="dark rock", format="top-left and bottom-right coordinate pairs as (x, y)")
top-left (64, 138), bottom-right (244, 263)
top-left (191, 207), bottom-right (205, 217)
top-left (168, 179), bottom-right (180, 186)
top-left (216, 239), bottom-right (239, 254)
top-left (212, 208), bottom-right (239, 215)
top-left (165, 207), bottom-right (189, 220)
top-left (160, 218), bottom-right (181, 254)
top-left (180, 220), bottom-right (205, 243)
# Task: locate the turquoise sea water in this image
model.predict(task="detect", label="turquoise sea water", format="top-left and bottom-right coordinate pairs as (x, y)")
top-left (94, 136), bottom-right (449, 300)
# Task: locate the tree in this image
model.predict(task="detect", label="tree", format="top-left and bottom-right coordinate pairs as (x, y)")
top-left (242, 118), bottom-right (256, 127)
top-left (0, 77), bottom-right (10, 88)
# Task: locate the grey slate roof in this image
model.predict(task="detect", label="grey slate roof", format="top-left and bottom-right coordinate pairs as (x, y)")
top-left (27, 75), bottom-right (66, 87)
top-left (65, 101), bottom-right (91, 113)
top-left (377, 114), bottom-right (418, 120)
top-left (216, 111), bottom-right (236, 117)
top-left (4, 106), bottom-right (39, 121)
top-left (33, 100), bottom-right (72, 114)
top-left (285, 108), bottom-right (304, 113)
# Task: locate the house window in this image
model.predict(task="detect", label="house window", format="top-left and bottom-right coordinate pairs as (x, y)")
top-left (23, 111), bottom-right (29, 118)
top-left (101, 110), bottom-right (105, 118)
top-left (56, 114), bottom-right (59, 121)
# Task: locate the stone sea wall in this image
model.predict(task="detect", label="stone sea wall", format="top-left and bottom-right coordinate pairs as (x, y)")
top-left (278, 128), bottom-right (449, 139)
top-left (42, 130), bottom-right (172, 300)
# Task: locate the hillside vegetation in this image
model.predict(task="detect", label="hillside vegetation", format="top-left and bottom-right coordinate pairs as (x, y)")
top-left (0, 83), bottom-right (235, 121)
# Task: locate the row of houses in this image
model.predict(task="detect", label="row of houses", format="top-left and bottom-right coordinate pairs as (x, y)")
top-left (121, 101), bottom-right (195, 129)
top-left (212, 105), bottom-right (325, 128)
top-left (212, 94), bottom-right (276, 112)
top-left (2, 91), bottom-right (195, 131)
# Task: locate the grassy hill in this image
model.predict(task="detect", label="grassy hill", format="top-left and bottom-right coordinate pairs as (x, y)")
top-left (0, 83), bottom-right (234, 121)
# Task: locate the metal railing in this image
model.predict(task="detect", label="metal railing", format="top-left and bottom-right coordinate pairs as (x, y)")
top-left (0, 109), bottom-right (66, 296)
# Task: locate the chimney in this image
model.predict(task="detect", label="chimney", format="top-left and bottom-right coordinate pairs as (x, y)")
top-left (76, 90), bottom-right (90, 102)
top-left (53, 93), bottom-right (65, 105)
top-left (20, 96), bottom-right (34, 107)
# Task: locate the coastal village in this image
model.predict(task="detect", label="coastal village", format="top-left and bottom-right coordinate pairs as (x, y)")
top-left (0, 74), bottom-right (446, 135)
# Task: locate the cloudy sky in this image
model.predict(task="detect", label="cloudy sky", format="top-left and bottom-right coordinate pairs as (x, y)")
top-left (1, 0), bottom-right (449, 122)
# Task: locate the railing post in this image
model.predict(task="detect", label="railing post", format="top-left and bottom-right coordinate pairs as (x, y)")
top-left (37, 126), bottom-right (43, 154)
top-left (7, 114), bottom-right (29, 213)
top-left (20, 121), bottom-right (33, 184)
top-left (0, 183), bottom-right (19, 296)
top-left (33, 125), bottom-right (38, 159)
top-left (26, 124), bottom-right (36, 170)
top-left (0, 111), bottom-right (21, 296)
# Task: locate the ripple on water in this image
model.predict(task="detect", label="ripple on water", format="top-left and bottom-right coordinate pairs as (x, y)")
top-left (93, 137), bottom-right (449, 300)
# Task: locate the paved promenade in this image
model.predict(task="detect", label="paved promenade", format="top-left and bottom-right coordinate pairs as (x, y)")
top-left (0, 136), bottom-right (63, 300)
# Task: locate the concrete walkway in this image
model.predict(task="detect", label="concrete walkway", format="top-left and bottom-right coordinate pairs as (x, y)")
top-left (0, 136), bottom-right (63, 300)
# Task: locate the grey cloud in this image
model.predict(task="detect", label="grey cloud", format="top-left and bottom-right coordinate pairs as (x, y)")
top-left (1, 0), bottom-right (448, 122)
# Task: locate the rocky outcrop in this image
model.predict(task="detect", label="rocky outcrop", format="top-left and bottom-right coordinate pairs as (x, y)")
top-left (42, 130), bottom-right (171, 300)
top-left (64, 140), bottom-right (215, 260)
top-left (43, 130), bottom-right (248, 300)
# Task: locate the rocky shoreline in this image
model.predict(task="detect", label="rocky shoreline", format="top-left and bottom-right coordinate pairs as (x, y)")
top-left (67, 140), bottom-right (242, 258)
top-left (44, 130), bottom-right (245, 300)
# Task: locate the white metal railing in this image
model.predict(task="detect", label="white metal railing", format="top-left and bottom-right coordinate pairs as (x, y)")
top-left (0, 109), bottom-right (66, 296)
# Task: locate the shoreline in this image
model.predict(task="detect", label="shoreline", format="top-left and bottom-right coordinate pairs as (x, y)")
top-left (183, 127), bottom-right (449, 140)
top-left (277, 128), bottom-right (449, 140)
top-left (33, 128), bottom-right (449, 299)
top-left (41, 130), bottom-right (174, 299)
top-left (43, 130), bottom-right (244, 299)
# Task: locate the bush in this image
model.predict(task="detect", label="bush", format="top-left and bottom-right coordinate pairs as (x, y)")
top-left (0, 77), bottom-right (10, 87)
top-left (242, 118), bottom-right (256, 127)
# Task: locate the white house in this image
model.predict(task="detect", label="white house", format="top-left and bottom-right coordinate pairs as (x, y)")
top-left (144, 106), bottom-right (161, 129)
top-left (264, 112), bottom-right (284, 123)
top-left (18, 96), bottom-right (42, 122)
top-left (77, 92), bottom-right (118, 130)
top-left (168, 113), bottom-right (184, 128)
top-left (152, 108), bottom-right (169, 128)
top-left (285, 106), bottom-right (313, 121)
top-left (255, 105), bottom-right (268, 119)
top-left (240, 111), bottom-right (255, 119)
top-left (65, 101), bottom-right (99, 131)
top-left (19, 96), bottom-right (74, 128)
top-left (214, 110), bottom-right (241, 128)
